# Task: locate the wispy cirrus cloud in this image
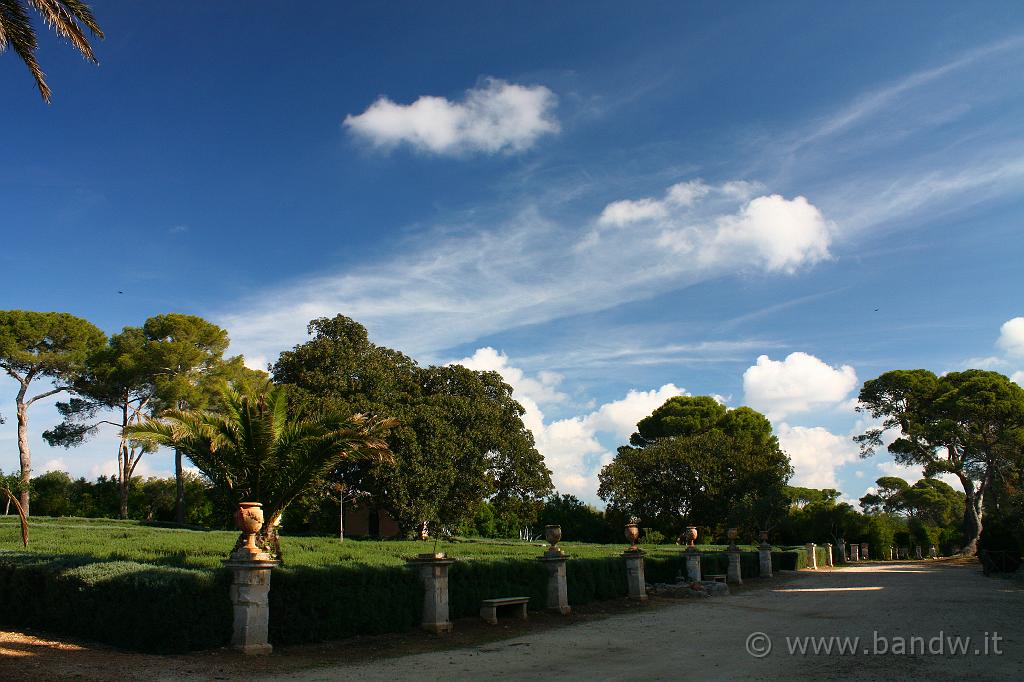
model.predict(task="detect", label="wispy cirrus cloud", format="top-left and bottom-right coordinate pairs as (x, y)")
top-left (220, 183), bottom-right (831, 362)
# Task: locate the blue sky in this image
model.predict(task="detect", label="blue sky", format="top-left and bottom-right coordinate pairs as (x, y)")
top-left (2, 2), bottom-right (1023, 506)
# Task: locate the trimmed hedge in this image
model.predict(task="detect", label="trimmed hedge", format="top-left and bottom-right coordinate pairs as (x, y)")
top-left (269, 564), bottom-right (422, 645)
top-left (0, 552), bottom-right (231, 653)
top-left (0, 547), bottom-right (813, 652)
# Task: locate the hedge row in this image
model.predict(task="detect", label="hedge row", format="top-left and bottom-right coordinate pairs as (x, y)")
top-left (0, 553), bottom-right (231, 653)
top-left (0, 548), bottom-right (804, 652)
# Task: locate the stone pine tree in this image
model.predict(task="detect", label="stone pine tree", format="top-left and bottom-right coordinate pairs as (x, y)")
top-left (141, 314), bottom-right (235, 525)
top-left (598, 396), bottom-right (792, 538)
top-left (0, 310), bottom-right (106, 515)
top-left (855, 369), bottom-right (1024, 555)
top-left (43, 325), bottom-right (158, 519)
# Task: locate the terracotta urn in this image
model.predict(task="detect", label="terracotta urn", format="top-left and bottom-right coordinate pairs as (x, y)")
top-left (544, 524), bottom-right (563, 555)
top-left (759, 530), bottom-right (769, 545)
top-left (685, 525), bottom-right (698, 548)
top-left (234, 501), bottom-right (264, 559)
top-left (727, 527), bottom-right (739, 549)
top-left (625, 523), bottom-right (640, 552)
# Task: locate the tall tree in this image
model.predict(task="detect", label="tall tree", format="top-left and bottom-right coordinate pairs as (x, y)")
top-left (599, 396), bottom-right (792, 537)
top-left (43, 326), bottom-right (157, 518)
top-left (0, 0), bottom-right (104, 102)
top-left (273, 315), bottom-right (553, 536)
top-left (125, 382), bottom-right (396, 559)
top-left (142, 314), bottom-right (234, 524)
top-left (0, 310), bottom-right (105, 515)
top-left (856, 369), bottom-right (1024, 555)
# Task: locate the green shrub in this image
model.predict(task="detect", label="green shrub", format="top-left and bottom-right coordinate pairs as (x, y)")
top-left (0, 553), bottom-right (231, 653)
top-left (269, 564), bottom-right (422, 644)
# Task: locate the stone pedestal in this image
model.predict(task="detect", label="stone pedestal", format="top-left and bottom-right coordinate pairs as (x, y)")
top-left (758, 543), bottom-right (773, 578)
top-left (726, 549), bottom-right (743, 584)
top-left (539, 553), bottom-right (571, 615)
top-left (805, 543), bottom-right (817, 570)
top-left (224, 558), bottom-right (279, 655)
top-left (623, 550), bottom-right (647, 601)
top-left (850, 543), bottom-right (860, 561)
top-left (915, 545), bottom-right (922, 559)
top-left (684, 548), bottom-right (702, 582)
top-left (836, 538), bottom-right (847, 563)
top-left (407, 556), bottom-right (456, 633)
top-left (929, 546), bottom-right (937, 558)
top-left (860, 543), bottom-right (869, 561)
top-left (825, 543), bottom-right (834, 567)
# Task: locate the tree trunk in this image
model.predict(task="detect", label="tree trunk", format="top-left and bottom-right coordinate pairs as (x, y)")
top-left (174, 449), bottom-right (185, 525)
top-left (959, 474), bottom-right (983, 556)
top-left (16, 401), bottom-right (30, 517)
top-left (339, 494), bottom-right (344, 542)
top-left (119, 479), bottom-right (129, 520)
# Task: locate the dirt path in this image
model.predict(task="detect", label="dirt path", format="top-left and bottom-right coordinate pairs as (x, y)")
top-left (2, 560), bottom-right (1021, 681)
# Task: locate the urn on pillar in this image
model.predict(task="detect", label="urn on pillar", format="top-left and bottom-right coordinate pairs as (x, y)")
top-left (544, 524), bottom-right (564, 556)
top-left (625, 523), bottom-right (640, 552)
top-left (233, 502), bottom-right (270, 561)
top-left (727, 527), bottom-right (739, 550)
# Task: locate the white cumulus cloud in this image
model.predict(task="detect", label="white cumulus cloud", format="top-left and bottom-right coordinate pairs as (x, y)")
top-left (777, 423), bottom-right (860, 489)
top-left (344, 78), bottom-right (559, 155)
top-left (743, 352), bottom-right (858, 420)
top-left (996, 317), bottom-right (1024, 357)
top-left (455, 347), bottom-right (684, 500)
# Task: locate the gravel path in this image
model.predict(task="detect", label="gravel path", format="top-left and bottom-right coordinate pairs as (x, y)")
top-left (261, 560), bottom-right (1024, 681)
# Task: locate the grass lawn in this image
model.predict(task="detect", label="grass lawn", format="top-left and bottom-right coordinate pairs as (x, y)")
top-left (0, 515), bottom-right (762, 570)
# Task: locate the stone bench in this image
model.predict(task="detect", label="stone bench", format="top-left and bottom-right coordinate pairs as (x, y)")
top-left (705, 574), bottom-right (727, 584)
top-left (480, 597), bottom-right (530, 625)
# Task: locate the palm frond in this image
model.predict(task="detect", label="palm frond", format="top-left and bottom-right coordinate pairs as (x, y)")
top-left (27, 0), bottom-right (102, 62)
top-left (0, 0), bottom-right (50, 101)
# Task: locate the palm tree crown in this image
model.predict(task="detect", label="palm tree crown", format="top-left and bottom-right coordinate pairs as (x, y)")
top-left (0, 0), bottom-right (104, 102)
top-left (124, 382), bottom-right (397, 536)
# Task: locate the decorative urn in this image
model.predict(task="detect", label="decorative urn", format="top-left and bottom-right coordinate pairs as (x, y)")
top-left (233, 501), bottom-right (266, 560)
top-left (544, 524), bottom-right (563, 555)
top-left (759, 530), bottom-right (769, 545)
top-left (727, 527), bottom-right (739, 549)
top-left (625, 523), bottom-right (640, 552)
top-left (685, 525), bottom-right (698, 548)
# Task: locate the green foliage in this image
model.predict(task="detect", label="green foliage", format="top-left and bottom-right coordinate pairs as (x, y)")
top-left (126, 383), bottom-right (396, 554)
top-left (0, 553), bottom-right (231, 653)
top-left (601, 397), bottom-right (791, 539)
top-left (272, 315), bottom-right (553, 535)
top-left (539, 494), bottom-right (609, 543)
top-left (856, 369), bottom-right (1024, 553)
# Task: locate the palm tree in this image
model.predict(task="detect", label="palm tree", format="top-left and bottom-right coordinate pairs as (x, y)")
top-left (125, 382), bottom-right (397, 559)
top-left (0, 0), bottom-right (104, 102)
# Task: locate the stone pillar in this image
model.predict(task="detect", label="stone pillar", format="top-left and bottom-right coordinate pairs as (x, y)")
top-left (825, 543), bottom-right (834, 567)
top-left (684, 548), bottom-right (702, 582)
top-left (929, 545), bottom-right (937, 558)
top-left (758, 543), bottom-right (773, 578)
top-left (860, 543), bottom-right (869, 561)
top-left (407, 556), bottom-right (456, 633)
top-left (726, 549), bottom-right (743, 584)
top-left (539, 554), bottom-right (571, 615)
top-left (915, 545), bottom-right (922, 559)
top-left (850, 543), bottom-right (860, 561)
top-left (836, 538), bottom-right (847, 563)
top-left (805, 543), bottom-right (817, 570)
top-left (888, 546), bottom-right (894, 561)
top-left (224, 558), bottom-right (279, 655)
top-left (623, 550), bottom-right (647, 601)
